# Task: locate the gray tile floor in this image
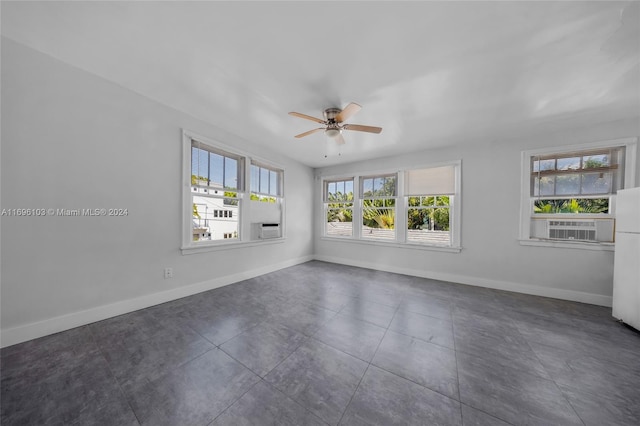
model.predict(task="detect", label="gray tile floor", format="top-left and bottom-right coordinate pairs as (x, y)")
top-left (2, 260), bottom-right (640, 425)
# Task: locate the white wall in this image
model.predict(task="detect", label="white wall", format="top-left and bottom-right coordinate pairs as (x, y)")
top-left (314, 119), bottom-right (640, 306)
top-left (2, 35), bottom-right (638, 348)
top-left (0, 38), bottom-right (314, 346)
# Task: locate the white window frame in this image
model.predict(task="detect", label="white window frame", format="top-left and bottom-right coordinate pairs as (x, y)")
top-left (360, 173), bottom-right (398, 242)
top-left (404, 162), bottom-right (461, 249)
top-left (182, 130), bottom-right (285, 254)
top-left (250, 161), bottom-right (284, 202)
top-left (519, 137), bottom-right (637, 251)
top-left (323, 177), bottom-right (355, 239)
top-left (320, 160), bottom-right (462, 252)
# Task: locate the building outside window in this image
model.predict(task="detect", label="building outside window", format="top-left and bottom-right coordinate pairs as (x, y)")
top-left (190, 141), bottom-right (242, 242)
top-left (182, 130), bottom-right (287, 251)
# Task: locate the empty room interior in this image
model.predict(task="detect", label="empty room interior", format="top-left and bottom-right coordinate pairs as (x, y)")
top-left (2, 1), bottom-right (640, 425)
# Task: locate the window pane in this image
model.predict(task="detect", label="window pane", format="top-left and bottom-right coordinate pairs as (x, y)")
top-left (192, 195), bottom-right (239, 241)
top-left (270, 170), bottom-right (278, 195)
top-left (534, 176), bottom-right (555, 196)
top-left (191, 147), bottom-right (199, 179)
top-left (362, 199), bottom-right (395, 240)
top-left (539, 159), bottom-right (555, 171)
top-left (362, 178), bottom-right (373, 197)
top-left (196, 148), bottom-right (210, 183)
top-left (377, 176), bottom-right (396, 196)
top-left (224, 157), bottom-right (238, 189)
top-left (557, 157), bottom-right (580, 171)
top-left (583, 154), bottom-right (609, 169)
top-left (534, 198), bottom-right (609, 214)
top-left (407, 208), bottom-right (451, 245)
top-left (345, 180), bottom-right (353, 196)
top-left (326, 207), bottom-right (353, 237)
top-left (436, 196), bottom-right (450, 206)
top-left (555, 175), bottom-right (580, 195)
top-left (408, 208), bottom-right (429, 230)
top-left (373, 177), bottom-right (384, 195)
top-left (250, 165), bottom-right (259, 193)
top-left (192, 147), bottom-right (209, 185)
top-left (582, 172), bottom-right (612, 194)
top-left (328, 182), bottom-right (336, 198)
top-left (408, 196), bottom-right (420, 207)
top-left (260, 167), bottom-right (269, 194)
top-left (328, 180), bottom-right (353, 201)
top-left (209, 153), bottom-right (224, 187)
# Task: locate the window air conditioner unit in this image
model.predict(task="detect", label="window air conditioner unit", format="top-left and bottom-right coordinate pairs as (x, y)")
top-left (531, 219), bottom-right (614, 242)
top-left (260, 223), bottom-right (281, 239)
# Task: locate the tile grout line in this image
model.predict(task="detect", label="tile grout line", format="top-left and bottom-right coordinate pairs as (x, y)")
top-left (205, 376), bottom-right (262, 426)
top-left (86, 324), bottom-right (144, 426)
top-left (449, 311), bottom-right (521, 426)
top-left (335, 301), bottom-right (402, 425)
top-left (450, 309), bottom-right (464, 423)
top-left (7, 262), bottom-right (635, 426)
top-left (516, 327), bottom-right (587, 426)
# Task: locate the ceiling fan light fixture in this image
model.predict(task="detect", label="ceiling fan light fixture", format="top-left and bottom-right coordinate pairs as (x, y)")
top-left (325, 128), bottom-right (342, 138)
top-left (290, 102), bottom-right (381, 143)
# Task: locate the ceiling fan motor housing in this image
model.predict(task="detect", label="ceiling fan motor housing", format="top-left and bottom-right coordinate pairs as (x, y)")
top-left (323, 107), bottom-right (342, 122)
top-left (289, 102), bottom-right (381, 142)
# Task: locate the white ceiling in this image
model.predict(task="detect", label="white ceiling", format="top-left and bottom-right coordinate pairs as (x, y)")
top-left (2, 1), bottom-right (639, 168)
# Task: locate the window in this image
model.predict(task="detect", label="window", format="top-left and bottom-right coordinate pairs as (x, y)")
top-left (520, 138), bottom-right (636, 247)
top-left (191, 140), bottom-right (242, 242)
top-left (531, 147), bottom-right (624, 213)
top-left (183, 130), bottom-right (286, 251)
top-left (251, 162), bottom-right (282, 203)
top-left (321, 162), bottom-right (461, 250)
top-left (361, 174), bottom-right (397, 240)
top-left (405, 164), bottom-right (456, 246)
top-left (324, 178), bottom-right (354, 237)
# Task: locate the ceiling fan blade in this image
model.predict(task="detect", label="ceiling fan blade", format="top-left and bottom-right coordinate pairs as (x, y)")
top-left (289, 111), bottom-right (326, 124)
top-left (335, 102), bottom-right (362, 123)
top-left (335, 133), bottom-right (346, 145)
top-left (343, 124), bottom-right (383, 134)
top-left (294, 128), bottom-right (325, 138)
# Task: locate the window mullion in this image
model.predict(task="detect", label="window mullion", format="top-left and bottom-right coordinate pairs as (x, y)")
top-left (354, 177), bottom-right (362, 239)
top-left (396, 171), bottom-right (405, 243)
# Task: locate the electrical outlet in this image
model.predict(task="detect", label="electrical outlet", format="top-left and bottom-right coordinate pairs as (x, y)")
top-left (164, 268), bottom-right (173, 279)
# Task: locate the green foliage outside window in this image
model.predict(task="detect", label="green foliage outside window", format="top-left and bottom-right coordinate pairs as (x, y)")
top-left (327, 192), bottom-right (354, 223)
top-left (251, 193), bottom-right (277, 203)
top-left (407, 196), bottom-right (450, 231)
top-left (533, 198), bottom-right (609, 214)
top-left (362, 199), bottom-right (395, 229)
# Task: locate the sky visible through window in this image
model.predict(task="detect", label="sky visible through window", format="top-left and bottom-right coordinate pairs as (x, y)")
top-left (191, 147), bottom-right (238, 189)
top-left (251, 164), bottom-right (280, 197)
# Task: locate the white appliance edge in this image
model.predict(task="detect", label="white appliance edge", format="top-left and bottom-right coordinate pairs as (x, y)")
top-left (612, 187), bottom-right (640, 330)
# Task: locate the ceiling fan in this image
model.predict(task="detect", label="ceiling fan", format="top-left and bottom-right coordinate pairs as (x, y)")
top-left (289, 102), bottom-right (382, 145)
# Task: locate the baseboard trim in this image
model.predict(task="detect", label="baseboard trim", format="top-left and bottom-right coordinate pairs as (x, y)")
top-left (313, 255), bottom-right (613, 307)
top-left (0, 255), bottom-right (313, 348)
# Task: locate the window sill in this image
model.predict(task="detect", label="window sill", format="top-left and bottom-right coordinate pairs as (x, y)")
top-left (181, 237), bottom-right (285, 255)
top-left (320, 236), bottom-right (462, 253)
top-left (519, 239), bottom-right (614, 251)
